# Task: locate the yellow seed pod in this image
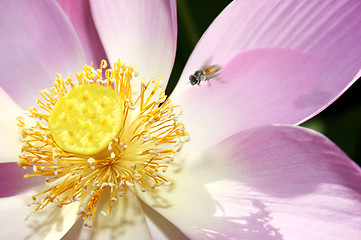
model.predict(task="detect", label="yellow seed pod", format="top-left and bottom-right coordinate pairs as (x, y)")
top-left (49, 84), bottom-right (123, 155)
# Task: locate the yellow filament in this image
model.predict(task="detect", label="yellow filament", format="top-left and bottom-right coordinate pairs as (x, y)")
top-left (17, 59), bottom-right (189, 226)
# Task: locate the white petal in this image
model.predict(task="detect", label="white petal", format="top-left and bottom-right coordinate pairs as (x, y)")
top-left (62, 190), bottom-right (152, 240)
top-left (90, 0), bottom-right (177, 87)
top-left (140, 200), bottom-right (189, 240)
top-left (0, 191), bottom-right (79, 239)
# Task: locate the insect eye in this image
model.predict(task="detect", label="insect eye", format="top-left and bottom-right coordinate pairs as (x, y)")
top-left (189, 75), bottom-right (197, 85)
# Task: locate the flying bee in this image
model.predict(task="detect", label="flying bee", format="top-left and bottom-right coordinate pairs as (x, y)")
top-left (189, 64), bottom-right (222, 86)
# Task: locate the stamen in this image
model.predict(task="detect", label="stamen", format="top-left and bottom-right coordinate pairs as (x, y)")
top-left (17, 59), bottom-right (189, 226)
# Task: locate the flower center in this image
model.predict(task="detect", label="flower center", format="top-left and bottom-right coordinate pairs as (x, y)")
top-left (49, 84), bottom-right (123, 155)
top-left (17, 60), bottom-right (189, 227)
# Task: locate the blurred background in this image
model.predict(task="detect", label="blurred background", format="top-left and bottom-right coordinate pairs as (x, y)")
top-left (166, 0), bottom-right (361, 166)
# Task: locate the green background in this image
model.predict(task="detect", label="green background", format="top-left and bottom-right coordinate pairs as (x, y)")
top-left (166, 0), bottom-right (361, 166)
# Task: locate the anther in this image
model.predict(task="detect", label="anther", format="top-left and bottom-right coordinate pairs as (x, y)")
top-left (113, 134), bottom-right (119, 142)
top-left (142, 135), bottom-right (149, 142)
top-left (24, 214), bottom-right (31, 221)
top-left (17, 59), bottom-right (189, 224)
top-left (133, 68), bottom-right (139, 77)
top-left (88, 158), bottom-right (95, 169)
top-left (125, 181), bottom-right (134, 187)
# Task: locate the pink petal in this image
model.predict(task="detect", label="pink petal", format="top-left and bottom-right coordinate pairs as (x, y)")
top-left (0, 88), bottom-right (23, 163)
top-left (62, 191), bottom-right (152, 240)
top-left (176, 48), bottom-right (361, 151)
top-left (0, 0), bottom-right (86, 109)
top-left (0, 191), bottom-right (80, 239)
top-left (56, 0), bottom-right (108, 67)
top-left (90, 0), bottom-right (177, 87)
top-left (139, 125), bottom-right (361, 239)
top-left (0, 162), bottom-right (43, 197)
top-left (173, 0), bottom-right (361, 149)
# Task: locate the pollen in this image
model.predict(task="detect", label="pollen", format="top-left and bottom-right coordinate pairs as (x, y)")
top-left (17, 59), bottom-right (189, 226)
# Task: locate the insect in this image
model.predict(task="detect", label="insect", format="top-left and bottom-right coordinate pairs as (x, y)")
top-left (189, 64), bottom-right (221, 86)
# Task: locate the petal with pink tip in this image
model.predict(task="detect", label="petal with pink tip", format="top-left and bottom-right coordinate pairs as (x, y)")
top-left (0, 162), bottom-right (44, 197)
top-left (175, 48), bottom-right (361, 151)
top-left (90, 0), bottom-right (177, 87)
top-left (173, 0), bottom-right (361, 148)
top-left (0, 88), bottom-right (23, 163)
top-left (139, 125), bottom-right (361, 239)
top-left (61, 191), bottom-right (152, 240)
top-left (0, 0), bottom-right (86, 109)
top-left (56, 0), bottom-right (107, 67)
top-left (177, 0), bottom-right (361, 85)
top-left (0, 191), bottom-right (79, 240)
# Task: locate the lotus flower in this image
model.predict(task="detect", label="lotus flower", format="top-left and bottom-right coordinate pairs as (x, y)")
top-left (1, 0), bottom-right (361, 239)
